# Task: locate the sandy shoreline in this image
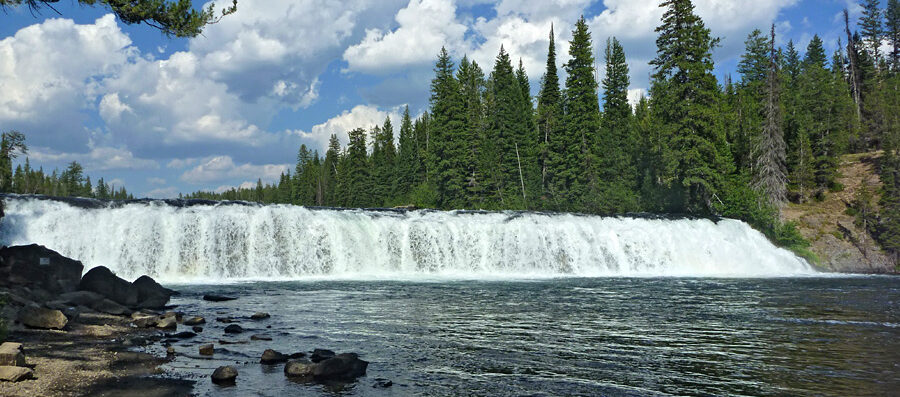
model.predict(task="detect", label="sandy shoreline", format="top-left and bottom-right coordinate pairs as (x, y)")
top-left (0, 312), bottom-right (193, 397)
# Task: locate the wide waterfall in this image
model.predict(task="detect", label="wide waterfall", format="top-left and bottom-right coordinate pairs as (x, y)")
top-left (0, 196), bottom-right (814, 282)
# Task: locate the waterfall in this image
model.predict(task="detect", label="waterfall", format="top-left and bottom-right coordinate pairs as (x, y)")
top-left (0, 196), bottom-right (814, 282)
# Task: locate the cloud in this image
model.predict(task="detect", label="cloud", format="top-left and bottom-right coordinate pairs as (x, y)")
top-left (147, 177), bottom-right (166, 185)
top-left (180, 156), bottom-right (290, 184)
top-left (214, 181), bottom-right (258, 193)
top-left (143, 186), bottom-right (179, 199)
top-left (289, 104), bottom-right (403, 151)
top-left (28, 145), bottom-right (159, 172)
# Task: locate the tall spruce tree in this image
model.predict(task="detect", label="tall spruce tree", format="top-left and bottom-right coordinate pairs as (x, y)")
top-left (754, 25), bottom-right (788, 207)
top-left (395, 106), bottom-right (420, 201)
top-left (553, 16), bottom-right (601, 212)
top-left (429, 47), bottom-right (468, 208)
top-left (860, 0), bottom-right (884, 62)
top-left (458, 56), bottom-right (487, 204)
top-left (649, 0), bottom-right (729, 213)
top-left (484, 46), bottom-right (530, 208)
top-left (343, 127), bottom-right (373, 208)
top-left (536, 25), bottom-right (563, 207)
top-left (887, 0), bottom-right (900, 69)
top-left (598, 37), bottom-right (639, 212)
top-left (372, 116), bottom-right (397, 205)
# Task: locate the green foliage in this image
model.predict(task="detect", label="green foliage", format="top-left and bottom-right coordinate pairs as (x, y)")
top-left (1, 0), bottom-right (237, 38)
top-left (536, 26), bottom-right (562, 205)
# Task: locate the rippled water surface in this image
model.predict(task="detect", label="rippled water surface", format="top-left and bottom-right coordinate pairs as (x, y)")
top-left (153, 277), bottom-right (900, 396)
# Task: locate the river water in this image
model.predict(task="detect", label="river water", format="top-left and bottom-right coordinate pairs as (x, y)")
top-left (151, 277), bottom-right (899, 396)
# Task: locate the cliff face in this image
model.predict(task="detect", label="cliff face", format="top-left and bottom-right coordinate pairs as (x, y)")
top-left (782, 152), bottom-right (897, 273)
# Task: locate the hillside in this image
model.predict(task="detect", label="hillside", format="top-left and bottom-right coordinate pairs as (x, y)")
top-left (782, 152), bottom-right (897, 273)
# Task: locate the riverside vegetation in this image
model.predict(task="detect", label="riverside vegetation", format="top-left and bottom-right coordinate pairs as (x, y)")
top-left (179, 0), bottom-right (900, 268)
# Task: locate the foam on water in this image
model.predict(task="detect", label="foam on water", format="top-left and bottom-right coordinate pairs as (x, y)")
top-left (0, 196), bottom-right (815, 282)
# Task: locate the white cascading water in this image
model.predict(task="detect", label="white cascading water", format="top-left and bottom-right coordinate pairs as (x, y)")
top-left (0, 197), bottom-right (814, 282)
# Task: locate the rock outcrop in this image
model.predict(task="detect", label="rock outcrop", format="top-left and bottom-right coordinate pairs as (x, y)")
top-left (78, 266), bottom-right (139, 307)
top-left (0, 244), bottom-right (83, 294)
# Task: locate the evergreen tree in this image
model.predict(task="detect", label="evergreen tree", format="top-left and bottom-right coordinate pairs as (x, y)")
top-left (323, 134), bottom-right (341, 205)
top-left (429, 47), bottom-right (468, 208)
top-left (754, 25), bottom-right (788, 207)
top-left (887, 0), bottom-right (900, 69)
top-left (552, 16), bottom-right (600, 212)
top-left (485, 46), bottom-right (531, 208)
top-left (0, 131), bottom-right (26, 193)
top-left (457, 57), bottom-right (487, 204)
top-left (395, 106), bottom-right (420, 201)
top-left (649, 0), bottom-right (729, 213)
top-left (372, 117), bottom-right (397, 205)
top-left (598, 37), bottom-right (639, 212)
top-left (536, 25), bottom-right (562, 205)
top-left (859, 0), bottom-right (884, 62)
top-left (344, 127), bottom-right (374, 207)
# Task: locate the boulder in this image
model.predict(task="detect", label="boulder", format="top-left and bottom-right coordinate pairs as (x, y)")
top-left (203, 294), bottom-right (237, 302)
top-left (0, 366), bottom-right (33, 382)
top-left (156, 316), bottom-right (177, 329)
top-left (192, 326), bottom-right (204, 333)
top-left (199, 344), bottom-right (214, 355)
top-left (90, 298), bottom-right (132, 316)
top-left (0, 244), bottom-right (83, 294)
top-left (284, 359), bottom-right (315, 378)
top-left (250, 312), bottom-right (270, 320)
top-left (78, 266), bottom-right (138, 307)
top-left (59, 290), bottom-right (104, 307)
top-left (183, 316), bottom-right (205, 326)
top-left (18, 307), bottom-right (67, 329)
top-left (166, 346), bottom-right (175, 355)
top-left (132, 315), bottom-right (158, 328)
top-left (211, 366), bottom-right (238, 385)
top-left (223, 324), bottom-right (244, 334)
top-left (132, 275), bottom-right (174, 309)
top-left (260, 349), bottom-right (288, 365)
top-left (310, 348), bottom-right (335, 363)
top-left (313, 353), bottom-right (368, 381)
top-left (0, 343), bottom-right (25, 367)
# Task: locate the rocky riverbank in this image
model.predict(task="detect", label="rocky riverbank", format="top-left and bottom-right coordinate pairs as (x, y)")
top-left (0, 244), bottom-right (373, 396)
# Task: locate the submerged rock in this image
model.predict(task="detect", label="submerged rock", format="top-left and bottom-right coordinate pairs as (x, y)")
top-left (250, 334), bottom-right (272, 341)
top-left (313, 353), bottom-right (368, 381)
top-left (260, 349), bottom-right (288, 365)
top-left (203, 294), bottom-right (237, 302)
top-left (192, 326), bottom-right (204, 333)
top-left (216, 317), bottom-right (238, 323)
top-left (310, 349), bottom-right (335, 363)
top-left (183, 316), bottom-right (205, 326)
top-left (199, 344), bottom-right (214, 356)
top-left (166, 331), bottom-right (196, 339)
top-left (18, 307), bottom-right (67, 329)
top-left (78, 266), bottom-right (138, 307)
top-left (211, 366), bottom-right (238, 385)
top-left (373, 378), bottom-right (393, 388)
top-left (223, 324), bottom-right (244, 334)
top-left (250, 312), bottom-right (270, 320)
top-left (0, 366), bottom-right (33, 382)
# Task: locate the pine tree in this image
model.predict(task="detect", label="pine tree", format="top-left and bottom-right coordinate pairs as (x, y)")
top-left (536, 25), bottom-right (562, 206)
top-left (598, 37), bottom-right (639, 212)
top-left (515, 58), bottom-right (540, 207)
top-left (649, 0), bottom-right (729, 213)
top-left (322, 134), bottom-right (341, 206)
top-left (372, 116), bottom-right (397, 205)
top-left (485, 46), bottom-right (531, 208)
top-left (887, 0), bottom-right (900, 69)
top-left (0, 131), bottom-right (26, 193)
top-left (734, 29), bottom-right (771, 171)
top-left (429, 47), bottom-right (468, 208)
top-left (782, 40), bottom-right (803, 170)
top-left (344, 127), bottom-right (374, 207)
top-left (457, 57), bottom-right (487, 204)
top-left (395, 106), bottom-right (420, 202)
top-left (754, 25), bottom-right (788, 207)
top-left (553, 16), bottom-right (600, 212)
top-left (860, 0), bottom-right (884, 62)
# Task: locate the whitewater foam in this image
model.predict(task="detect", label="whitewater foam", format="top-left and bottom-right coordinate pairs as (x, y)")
top-left (0, 196), bottom-right (815, 282)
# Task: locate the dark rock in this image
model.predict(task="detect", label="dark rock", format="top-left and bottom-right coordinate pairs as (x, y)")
top-left (289, 352), bottom-right (306, 359)
top-left (223, 324), bottom-right (244, 334)
top-left (0, 244), bottom-right (83, 294)
top-left (132, 275), bottom-right (174, 309)
top-left (260, 349), bottom-right (289, 364)
top-left (217, 339), bottom-right (248, 345)
top-left (310, 349), bottom-right (335, 363)
top-left (183, 316), bottom-right (205, 326)
top-left (166, 331), bottom-right (196, 339)
top-left (59, 290), bottom-right (104, 306)
top-left (203, 294), bottom-right (237, 302)
top-left (78, 266), bottom-right (138, 307)
top-left (0, 366), bottom-right (33, 382)
top-left (313, 353), bottom-right (368, 381)
top-left (216, 317), bottom-right (238, 323)
top-left (284, 359), bottom-right (315, 378)
top-left (250, 334), bottom-right (272, 341)
top-left (250, 312), bottom-right (270, 320)
top-left (211, 365), bottom-right (238, 385)
top-left (90, 298), bottom-right (132, 316)
top-left (373, 378), bottom-right (393, 388)
top-left (199, 344), bottom-right (214, 355)
top-left (18, 307), bottom-right (67, 329)
top-left (192, 326), bottom-right (204, 333)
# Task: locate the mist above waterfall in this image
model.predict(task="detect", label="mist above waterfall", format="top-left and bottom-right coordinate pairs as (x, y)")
top-left (0, 197), bottom-right (814, 282)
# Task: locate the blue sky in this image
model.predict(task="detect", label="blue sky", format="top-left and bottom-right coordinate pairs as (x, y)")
top-left (0, 0), bottom-right (871, 198)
